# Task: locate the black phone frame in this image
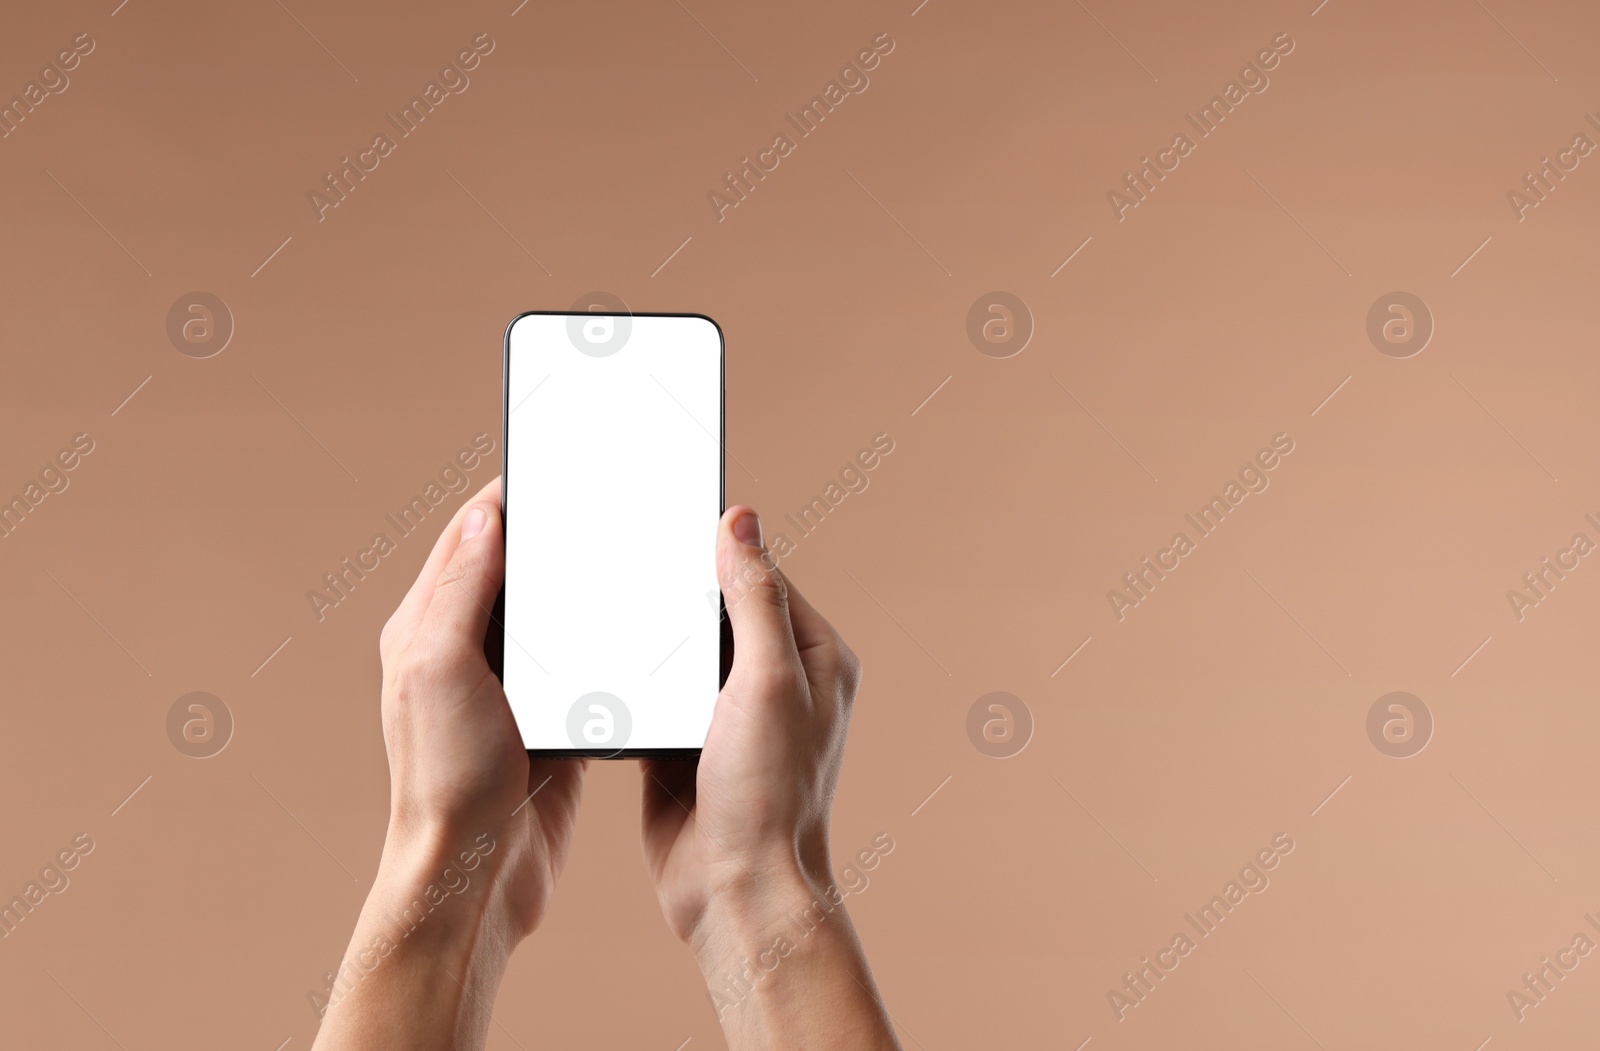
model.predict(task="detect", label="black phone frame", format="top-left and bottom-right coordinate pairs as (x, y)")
top-left (488, 310), bottom-right (731, 760)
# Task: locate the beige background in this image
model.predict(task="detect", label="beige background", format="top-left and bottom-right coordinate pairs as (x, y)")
top-left (4, 0), bottom-right (1600, 1047)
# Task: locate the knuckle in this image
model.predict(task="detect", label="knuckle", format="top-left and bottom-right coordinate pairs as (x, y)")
top-left (750, 573), bottom-right (788, 612)
top-left (434, 554), bottom-right (483, 596)
top-left (378, 618), bottom-right (399, 662)
top-left (393, 640), bottom-right (462, 692)
top-left (724, 558), bottom-right (786, 611)
top-left (835, 639), bottom-right (863, 700)
top-left (392, 647), bottom-right (432, 688)
top-left (750, 658), bottom-right (806, 698)
top-left (378, 617), bottom-right (413, 674)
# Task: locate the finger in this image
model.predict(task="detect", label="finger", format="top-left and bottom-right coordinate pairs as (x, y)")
top-left (523, 757), bottom-right (586, 819)
top-left (640, 758), bottom-right (696, 825)
top-left (774, 569), bottom-right (841, 659)
top-left (415, 491), bottom-right (505, 658)
top-left (777, 568), bottom-right (861, 699)
top-left (716, 506), bottom-right (802, 679)
top-left (529, 756), bottom-right (588, 798)
top-left (384, 477), bottom-right (502, 653)
top-left (639, 759), bottom-right (696, 872)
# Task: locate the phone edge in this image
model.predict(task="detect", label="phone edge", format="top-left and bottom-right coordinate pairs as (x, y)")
top-left (495, 310), bottom-right (728, 761)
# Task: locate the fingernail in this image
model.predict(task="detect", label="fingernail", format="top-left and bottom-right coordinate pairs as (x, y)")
top-left (461, 507), bottom-right (487, 541)
top-left (732, 510), bottom-right (763, 549)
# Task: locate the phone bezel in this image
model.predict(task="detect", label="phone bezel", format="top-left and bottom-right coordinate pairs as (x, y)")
top-left (491, 310), bottom-right (730, 760)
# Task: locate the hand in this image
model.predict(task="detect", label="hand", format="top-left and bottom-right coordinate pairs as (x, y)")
top-left (641, 504), bottom-right (860, 939)
top-left (641, 506), bottom-right (900, 1050)
top-left (376, 476), bottom-right (584, 939)
top-left (313, 478), bottom-right (585, 1051)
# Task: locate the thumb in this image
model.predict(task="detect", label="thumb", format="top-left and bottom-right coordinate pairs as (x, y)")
top-left (717, 506), bottom-right (802, 682)
top-left (417, 498), bottom-right (505, 658)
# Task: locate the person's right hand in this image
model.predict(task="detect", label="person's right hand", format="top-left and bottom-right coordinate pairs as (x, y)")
top-left (639, 506), bottom-right (900, 1050)
top-left (640, 504), bottom-right (861, 941)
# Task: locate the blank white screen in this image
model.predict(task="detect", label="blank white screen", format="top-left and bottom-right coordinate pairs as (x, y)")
top-left (503, 313), bottom-right (722, 751)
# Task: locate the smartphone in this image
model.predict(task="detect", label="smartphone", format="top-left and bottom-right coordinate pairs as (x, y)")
top-left (493, 309), bottom-right (730, 758)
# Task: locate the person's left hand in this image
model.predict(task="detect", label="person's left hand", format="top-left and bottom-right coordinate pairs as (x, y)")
top-left (314, 478), bottom-right (586, 1051)
top-left (377, 476), bottom-right (585, 939)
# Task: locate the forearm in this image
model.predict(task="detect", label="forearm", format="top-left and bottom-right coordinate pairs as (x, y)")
top-left (691, 874), bottom-right (903, 1051)
top-left (311, 826), bottom-right (516, 1051)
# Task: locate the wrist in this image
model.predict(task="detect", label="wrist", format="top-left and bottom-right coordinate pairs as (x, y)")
top-left (688, 862), bottom-right (853, 983)
top-left (312, 824), bottom-right (517, 1048)
top-left (353, 821), bottom-right (513, 971)
top-left (689, 866), bottom-right (900, 1050)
